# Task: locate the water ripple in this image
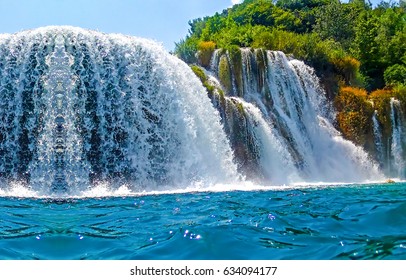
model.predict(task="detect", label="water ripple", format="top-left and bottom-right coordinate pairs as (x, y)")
top-left (1, 183), bottom-right (406, 259)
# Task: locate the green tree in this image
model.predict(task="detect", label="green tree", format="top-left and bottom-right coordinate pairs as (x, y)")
top-left (384, 64), bottom-right (406, 86)
top-left (351, 10), bottom-right (382, 89)
top-left (313, 1), bottom-right (362, 49)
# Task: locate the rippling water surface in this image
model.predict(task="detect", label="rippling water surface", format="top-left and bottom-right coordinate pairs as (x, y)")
top-left (1, 183), bottom-right (406, 260)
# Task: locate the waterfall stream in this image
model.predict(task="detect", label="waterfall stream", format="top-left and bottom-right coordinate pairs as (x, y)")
top-left (208, 48), bottom-right (383, 183)
top-left (390, 98), bottom-right (405, 178)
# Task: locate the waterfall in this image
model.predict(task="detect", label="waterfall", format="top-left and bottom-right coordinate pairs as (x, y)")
top-left (207, 48), bottom-right (383, 183)
top-left (372, 110), bottom-right (385, 169)
top-left (0, 26), bottom-right (238, 194)
top-left (27, 34), bottom-right (91, 194)
top-left (390, 98), bottom-right (405, 178)
top-left (238, 99), bottom-right (300, 184)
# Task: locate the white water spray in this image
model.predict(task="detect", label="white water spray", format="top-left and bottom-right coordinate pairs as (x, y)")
top-left (0, 26), bottom-right (387, 197)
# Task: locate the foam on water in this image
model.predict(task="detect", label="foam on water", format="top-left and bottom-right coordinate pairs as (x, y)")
top-left (1, 177), bottom-right (400, 199)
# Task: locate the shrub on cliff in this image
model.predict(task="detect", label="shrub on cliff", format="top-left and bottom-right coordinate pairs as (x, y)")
top-left (331, 55), bottom-right (361, 86)
top-left (335, 87), bottom-right (373, 145)
top-left (370, 89), bottom-right (393, 132)
top-left (197, 41), bottom-right (216, 68)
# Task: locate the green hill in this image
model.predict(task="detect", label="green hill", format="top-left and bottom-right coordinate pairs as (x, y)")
top-left (175, 0), bottom-right (405, 92)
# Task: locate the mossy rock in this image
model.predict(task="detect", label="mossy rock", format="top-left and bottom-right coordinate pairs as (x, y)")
top-left (218, 54), bottom-right (233, 95)
top-left (227, 45), bottom-right (243, 97)
top-left (191, 64), bottom-right (228, 100)
top-left (255, 49), bottom-right (267, 91)
top-left (190, 65), bottom-right (207, 83)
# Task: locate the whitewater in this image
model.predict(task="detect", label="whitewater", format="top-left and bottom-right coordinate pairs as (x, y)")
top-left (0, 26), bottom-right (239, 197)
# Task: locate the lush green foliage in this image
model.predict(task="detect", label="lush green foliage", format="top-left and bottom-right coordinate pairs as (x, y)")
top-left (175, 0), bottom-right (405, 91)
top-left (384, 64), bottom-right (406, 86)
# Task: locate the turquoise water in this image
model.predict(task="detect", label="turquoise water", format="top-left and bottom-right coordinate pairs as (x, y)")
top-left (1, 183), bottom-right (405, 260)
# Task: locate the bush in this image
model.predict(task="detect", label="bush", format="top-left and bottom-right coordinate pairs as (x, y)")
top-left (384, 64), bottom-right (406, 86)
top-left (335, 86), bottom-right (373, 144)
top-left (335, 86), bottom-right (368, 111)
top-left (394, 85), bottom-right (406, 113)
top-left (370, 88), bottom-right (393, 129)
top-left (174, 38), bottom-right (198, 64)
top-left (331, 55), bottom-right (361, 85)
top-left (197, 41), bottom-right (216, 68)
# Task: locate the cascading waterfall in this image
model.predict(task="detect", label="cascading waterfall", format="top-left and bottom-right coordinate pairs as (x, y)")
top-left (208, 48), bottom-right (383, 183)
top-left (28, 34), bottom-right (90, 194)
top-left (372, 110), bottom-right (385, 168)
top-left (0, 26), bottom-right (238, 195)
top-left (390, 98), bottom-right (405, 178)
top-left (237, 98), bottom-right (300, 184)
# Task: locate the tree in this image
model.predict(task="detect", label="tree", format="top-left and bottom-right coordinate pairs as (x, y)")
top-left (313, 1), bottom-right (362, 49)
top-left (384, 64), bottom-right (406, 86)
top-left (351, 10), bottom-right (382, 90)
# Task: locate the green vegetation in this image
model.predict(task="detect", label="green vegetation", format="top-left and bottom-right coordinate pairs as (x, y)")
top-left (197, 41), bottom-right (216, 67)
top-left (334, 85), bottom-right (406, 149)
top-left (370, 88), bottom-right (393, 129)
top-left (175, 0), bottom-right (405, 92)
top-left (190, 65), bottom-right (217, 97)
top-left (218, 54), bottom-right (233, 94)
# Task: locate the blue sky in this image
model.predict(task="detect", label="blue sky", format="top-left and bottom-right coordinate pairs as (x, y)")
top-left (0, 0), bottom-right (238, 50)
top-left (0, 0), bottom-right (390, 51)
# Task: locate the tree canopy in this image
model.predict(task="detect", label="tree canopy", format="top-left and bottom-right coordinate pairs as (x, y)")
top-left (175, 0), bottom-right (406, 92)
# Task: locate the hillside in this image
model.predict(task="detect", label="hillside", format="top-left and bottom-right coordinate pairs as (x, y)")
top-left (175, 0), bottom-right (405, 92)
top-left (175, 0), bottom-right (406, 159)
